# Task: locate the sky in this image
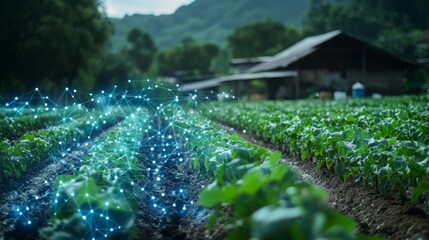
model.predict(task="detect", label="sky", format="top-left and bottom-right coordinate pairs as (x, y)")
top-left (104, 0), bottom-right (195, 17)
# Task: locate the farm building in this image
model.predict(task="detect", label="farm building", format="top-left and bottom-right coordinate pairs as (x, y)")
top-left (247, 30), bottom-right (420, 99)
top-left (182, 30), bottom-right (421, 99)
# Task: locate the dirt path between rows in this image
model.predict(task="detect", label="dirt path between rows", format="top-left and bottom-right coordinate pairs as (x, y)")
top-left (219, 123), bottom-right (429, 240)
top-left (0, 126), bottom-right (118, 240)
top-left (134, 119), bottom-right (225, 239)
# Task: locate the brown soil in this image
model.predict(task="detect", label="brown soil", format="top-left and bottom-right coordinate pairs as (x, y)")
top-left (133, 119), bottom-right (225, 240)
top-left (219, 123), bottom-right (429, 240)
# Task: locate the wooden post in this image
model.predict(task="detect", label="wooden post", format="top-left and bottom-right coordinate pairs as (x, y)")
top-left (295, 68), bottom-right (301, 99)
top-left (361, 48), bottom-right (367, 86)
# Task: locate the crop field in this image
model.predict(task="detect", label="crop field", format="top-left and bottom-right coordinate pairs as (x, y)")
top-left (0, 84), bottom-right (428, 240)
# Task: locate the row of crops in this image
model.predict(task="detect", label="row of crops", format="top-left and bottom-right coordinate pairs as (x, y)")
top-left (173, 110), bottom-right (359, 240)
top-left (42, 111), bottom-right (148, 239)
top-left (0, 97), bottom-right (366, 239)
top-left (207, 96), bottom-right (429, 212)
top-left (0, 107), bottom-right (125, 180)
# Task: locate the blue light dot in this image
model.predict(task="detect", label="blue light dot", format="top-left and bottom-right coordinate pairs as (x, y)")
top-left (151, 196), bottom-right (155, 200)
top-left (28, 221), bottom-right (31, 224)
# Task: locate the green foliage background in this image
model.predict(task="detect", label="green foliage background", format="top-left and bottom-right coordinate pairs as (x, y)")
top-left (1, 0), bottom-right (428, 96)
top-left (0, 0), bottom-right (111, 97)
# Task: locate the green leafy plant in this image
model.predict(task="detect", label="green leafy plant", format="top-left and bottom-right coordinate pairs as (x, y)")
top-left (208, 96), bottom-right (429, 212)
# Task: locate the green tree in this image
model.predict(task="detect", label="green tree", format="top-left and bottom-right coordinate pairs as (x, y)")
top-left (303, 0), bottom-right (429, 60)
top-left (227, 20), bottom-right (301, 58)
top-left (95, 53), bottom-right (134, 91)
top-left (0, 0), bottom-right (111, 96)
top-left (211, 48), bottom-right (233, 75)
top-left (126, 28), bottom-right (157, 73)
top-left (157, 38), bottom-right (220, 75)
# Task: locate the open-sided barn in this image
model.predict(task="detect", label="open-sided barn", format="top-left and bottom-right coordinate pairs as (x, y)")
top-left (182, 30), bottom-right (420, 99)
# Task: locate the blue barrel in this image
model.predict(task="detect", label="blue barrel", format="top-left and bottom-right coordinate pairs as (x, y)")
top-left (352, 82), bottom-right (365, 98)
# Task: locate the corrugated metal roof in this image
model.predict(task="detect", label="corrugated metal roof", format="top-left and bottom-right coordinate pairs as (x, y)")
top-left (231, 56), bottom-right (274, 65)
top-left (180, 71), bottom-right (297, 91)
top-left (180, 79), bottom-right (220, 91)
top-left (247, 30), bottom-right (342, 73)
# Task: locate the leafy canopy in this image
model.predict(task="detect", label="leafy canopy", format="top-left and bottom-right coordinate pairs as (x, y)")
top-left (227, 20), bottom-right (301, 58)
top-left (0, 0), bottom-right (111, 96)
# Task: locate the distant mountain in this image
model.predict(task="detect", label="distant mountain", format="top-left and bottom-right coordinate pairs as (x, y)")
top-left (109, 0), bottom-right (312, 51)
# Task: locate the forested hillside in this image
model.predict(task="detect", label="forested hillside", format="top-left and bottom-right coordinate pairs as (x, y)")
top-left (110, 0), bottom-right (312, 51)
